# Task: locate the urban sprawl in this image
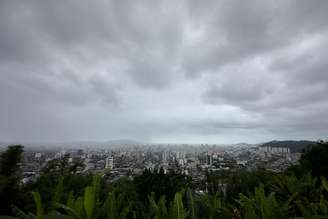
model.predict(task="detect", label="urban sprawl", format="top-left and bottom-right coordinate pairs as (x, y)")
top-left (20, 143), bottom-right (301, 188)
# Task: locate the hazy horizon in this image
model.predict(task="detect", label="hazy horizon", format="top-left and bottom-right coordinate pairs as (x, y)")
top-left (1, 1), bottom-right (328, 144)
top-left (0, 138), bottom-right (320, 147)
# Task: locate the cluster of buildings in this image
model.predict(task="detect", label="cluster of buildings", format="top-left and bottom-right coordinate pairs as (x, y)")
top-left (19, 143), bottom-right (302, 184)
top-left (226, 144), bottom-right (301, 172)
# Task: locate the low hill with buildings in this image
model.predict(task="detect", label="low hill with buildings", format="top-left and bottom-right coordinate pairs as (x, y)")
top-left (260, 140), bottom-right (316, 153)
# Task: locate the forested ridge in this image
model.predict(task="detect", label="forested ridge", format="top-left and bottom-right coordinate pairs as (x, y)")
top-left (0, 141), bottom-right (328, 219)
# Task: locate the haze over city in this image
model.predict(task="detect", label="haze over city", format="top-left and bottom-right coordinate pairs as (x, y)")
top-left (1, 0), bottom-right (328, 144)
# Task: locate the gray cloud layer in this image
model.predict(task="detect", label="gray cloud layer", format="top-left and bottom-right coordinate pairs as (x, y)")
top-left (0, 0), bottom-right (327, 143)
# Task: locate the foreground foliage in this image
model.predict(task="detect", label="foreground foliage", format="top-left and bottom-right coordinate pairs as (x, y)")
top-left (0, 140), bottom-right (327, 218)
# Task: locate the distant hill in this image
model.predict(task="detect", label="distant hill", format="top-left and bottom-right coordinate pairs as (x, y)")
top-left (260, 140), bottom-right (316, 153)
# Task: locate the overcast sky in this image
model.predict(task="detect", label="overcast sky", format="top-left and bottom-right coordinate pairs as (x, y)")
top-left (1, 0), bottom-right (328, 144)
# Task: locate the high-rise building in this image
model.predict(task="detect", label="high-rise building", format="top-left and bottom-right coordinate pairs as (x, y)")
top-left (206, 154), bottom-right (213, 166)
top-left (105, 156), bottom-right (114, 169)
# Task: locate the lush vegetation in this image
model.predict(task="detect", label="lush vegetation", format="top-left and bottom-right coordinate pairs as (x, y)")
top-left (0, 141), bottom-right (328, 219)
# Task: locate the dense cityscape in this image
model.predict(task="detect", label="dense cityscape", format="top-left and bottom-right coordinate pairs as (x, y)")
top-left (2, 140), bottom-right (328, 218)
top-left (19, 142), bottom-right (302, 187)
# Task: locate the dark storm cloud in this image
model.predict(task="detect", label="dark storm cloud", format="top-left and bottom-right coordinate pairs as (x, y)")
top-left (88, 75), bottom-right (120, 105)
top-left (270, 39), bottom-right (328, 86)
top-left (182, 0), bottom-right (328, 77)
top-left (0, 0), bottom-right (328, 143)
